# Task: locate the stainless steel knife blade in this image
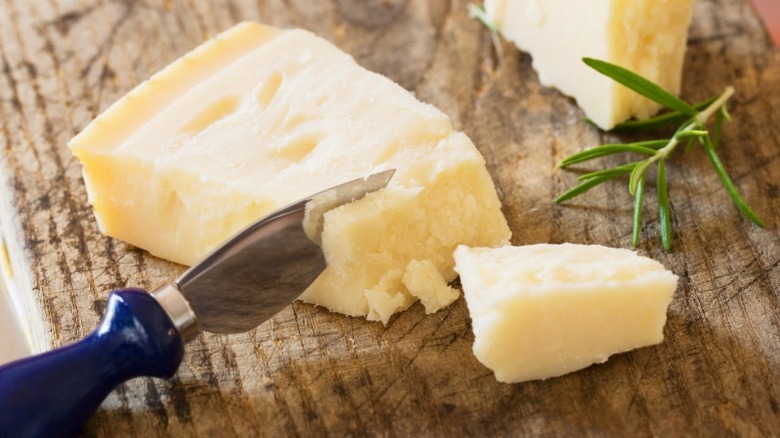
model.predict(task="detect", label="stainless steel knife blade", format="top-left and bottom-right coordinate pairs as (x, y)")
top-left (151, 169), bottom-right (395, 338)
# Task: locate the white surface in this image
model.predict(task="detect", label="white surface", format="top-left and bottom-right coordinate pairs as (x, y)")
top-left (0, 276), bottom-right (30, 364)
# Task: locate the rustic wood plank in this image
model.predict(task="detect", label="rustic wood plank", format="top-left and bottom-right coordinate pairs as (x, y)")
top-left (0, 0), bottom-right (778, 436)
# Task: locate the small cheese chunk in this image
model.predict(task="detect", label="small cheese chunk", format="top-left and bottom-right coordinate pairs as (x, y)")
top-left (365, 270), bottom-right (408, 325)
top-left (485, 0), bottom-right (695, 130)
top-left (402, 259), bottom-right (460, 315)
top-left (68, 22), bottom-right (510, 322)
top-left (454, 244), bottom-right (677, 383)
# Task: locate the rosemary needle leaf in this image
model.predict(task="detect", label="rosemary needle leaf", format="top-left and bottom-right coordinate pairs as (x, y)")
top-left (684, 138), bottom-right (695, 154)
top-left (721, 104), bottom-right (732, 122)
top-left (712, 108), bottom-right (724, 148)
top-left (636, 139), bottom-right (672, 150)
top-left (702, 136), bottom-right (765, 227)
top-left (612, 97), bottom-right (717, 131)
top-left (675, 130), bottom-right (709, 140)
top-left (577, 162), bottom-right (639, 180)
top-left (559, 141), bottom-right (665, 167)
top-left (629, 160), bottom-right (652, 196)
top-left (632, 173), bottom-right (646, 247)
top-left (657, 159), bottom-right (672, 251)
top-left (583, 58), bottom-right (697, 116)
top-left (467, 4), bottom-right (498, 33)
top-left (556, 174), bottom-right (619, 203)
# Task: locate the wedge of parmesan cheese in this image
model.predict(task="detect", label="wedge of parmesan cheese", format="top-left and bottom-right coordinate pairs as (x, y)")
top-left (454, 243), bottom-right (677, 383)
top-left (485, 0), bottom-right (696, 130)
top-left (68, 22), bottom-right (511, 323)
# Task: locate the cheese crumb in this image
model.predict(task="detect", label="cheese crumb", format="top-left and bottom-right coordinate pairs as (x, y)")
top-left (454, 243), bottom-right (678, 383)
top-left (402, 259), bottom-right (460, 314)
top-left (365, 270), bottom-right (410, 324)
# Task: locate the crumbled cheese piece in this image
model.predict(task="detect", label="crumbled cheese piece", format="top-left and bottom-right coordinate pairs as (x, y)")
top-left (402, 259), bottom-right (460, 314)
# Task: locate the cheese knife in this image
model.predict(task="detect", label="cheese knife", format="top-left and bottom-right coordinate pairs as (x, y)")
top-left (0, 169), bottom-right (394, 438)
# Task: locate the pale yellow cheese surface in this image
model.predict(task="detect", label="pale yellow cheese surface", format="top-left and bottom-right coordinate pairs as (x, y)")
top-left (485, 0), bottom-right (695, 130)
top-left (454, 244), bottom-right (677, 383)
top-left (68, 22), bottom-right (511, 322)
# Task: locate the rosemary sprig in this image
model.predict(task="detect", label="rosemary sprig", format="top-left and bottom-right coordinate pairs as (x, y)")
top-left (557, 58), bottom-right (764, 251)
top-left (468, 3), bottom-right (504, 62)
top-left (467, 3), bottom-right (498, 33)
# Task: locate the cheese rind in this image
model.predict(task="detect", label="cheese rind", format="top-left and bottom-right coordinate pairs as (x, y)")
top-left (485, 0), bottom-right (695, 130)
top-left (68, 22), bottom-right (510, 322)
top-left (454, 243), bottom-right (677, 383)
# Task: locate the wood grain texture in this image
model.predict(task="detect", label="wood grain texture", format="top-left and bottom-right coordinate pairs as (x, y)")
top-left (1, 0), bottom-right (778, 436)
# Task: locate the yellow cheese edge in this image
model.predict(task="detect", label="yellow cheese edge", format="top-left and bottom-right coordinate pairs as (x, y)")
top-left (607, 0), bottom-right (696, 125)
top-left (69, 22), bottom-right (281, 154)
top-left (68, 23), bottom-right (284, 246)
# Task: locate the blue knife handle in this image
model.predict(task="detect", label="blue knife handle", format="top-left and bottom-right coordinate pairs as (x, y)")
top-left (0, 288), bottom-right (185, 438)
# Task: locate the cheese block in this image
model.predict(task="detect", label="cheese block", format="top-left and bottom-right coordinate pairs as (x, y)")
top-left (453, 243), bottom-right (677, 383)
top-left (485, 0), bottom-right (696, 130)
top-left (68, 22), bottom-right (511, 323)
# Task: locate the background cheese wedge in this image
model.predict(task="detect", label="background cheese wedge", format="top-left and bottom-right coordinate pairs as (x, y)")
top-left (485, 0), bottom-right (696, 130)
top-left (68, 22), bottom-right (511, 323)
top-left (454, 244), bottom-right (677, 383)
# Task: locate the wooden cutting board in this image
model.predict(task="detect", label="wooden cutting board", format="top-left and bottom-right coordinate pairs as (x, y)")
top-left (1, 0), bottom-right (778, 436)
